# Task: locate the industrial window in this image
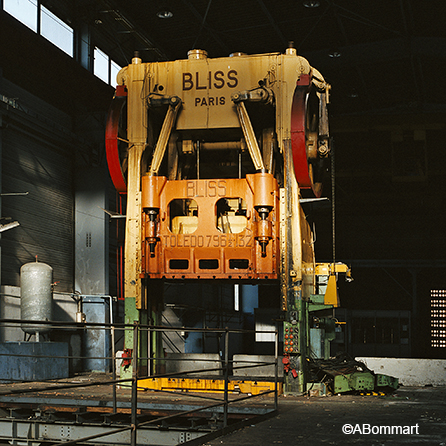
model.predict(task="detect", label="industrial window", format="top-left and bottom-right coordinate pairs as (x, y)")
top-left (3, 1), bottom-right (73, 56)
top-left (110, 60), bottom-right (121, 86)
top-left (3, 1), bottom-right (122, 85)
top-left (94, 47), bottom-right (122, 86)
top-left (431, 290), bottom-right (446, 348)
top-left (94, 47), bottom-right (109, 84)
top-left (3, 0), bottom-right (38, 31)
top-left (40, 5), bottom-right (73, 57)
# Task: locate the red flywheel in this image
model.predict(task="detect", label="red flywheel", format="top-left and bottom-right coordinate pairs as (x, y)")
top-left (106, 85), bottom-right (128, 194)
top-left (290, 75), bottom-right (328, 198)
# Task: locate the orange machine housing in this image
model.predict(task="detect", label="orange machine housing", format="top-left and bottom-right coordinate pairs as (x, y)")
top-left (141, 173), bottom-right (279, 280)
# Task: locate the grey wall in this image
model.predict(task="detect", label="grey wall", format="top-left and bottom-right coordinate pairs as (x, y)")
top-left (74, 166), bottom-right (109, 295)
top-left (1, 78), bottom-right (74, 292)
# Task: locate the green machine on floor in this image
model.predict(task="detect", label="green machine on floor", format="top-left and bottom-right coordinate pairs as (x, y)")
top-left (303, 265), bottom-right (399, 395)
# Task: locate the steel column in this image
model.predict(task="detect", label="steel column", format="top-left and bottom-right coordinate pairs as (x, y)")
top-left (131, 322), bottom-right (139, 446)
top-left (223, 327), bottom-right (229, 428)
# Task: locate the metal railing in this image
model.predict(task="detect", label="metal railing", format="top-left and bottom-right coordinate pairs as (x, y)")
top-left (0, 318), bottom-right (279, 446)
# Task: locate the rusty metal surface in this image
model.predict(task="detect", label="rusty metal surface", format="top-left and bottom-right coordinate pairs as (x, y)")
top-left (141, 173), bottom-right (280, 280)
top-left (0, 373), bottom-right (276, 415)
top-left (0, 374), bottom-right (277, 445)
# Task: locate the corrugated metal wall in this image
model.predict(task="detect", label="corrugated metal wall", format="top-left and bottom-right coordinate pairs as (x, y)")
top-left (1, 119), bottom-right (74, 292)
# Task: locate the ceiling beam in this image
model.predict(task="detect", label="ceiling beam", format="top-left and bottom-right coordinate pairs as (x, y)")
top-left (181, 0), bottom-right (231, 54)
top-left (303, 37), bottom-right (446, 69)
top-left (102, 0), bottom-right (169, 60)
top-left (327, 1), bottom-right (372, 109)
top-left (256, 0), bottom-right (288, 47)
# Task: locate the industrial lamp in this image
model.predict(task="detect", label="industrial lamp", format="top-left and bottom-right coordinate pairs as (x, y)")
top-left (156, 5), bottom-right (173, 19)
top-left (328, 48), bottom-right (341, 58)
top-left (303, 0), bottom-right (320, 7)
top-left (0, 220), bottom-right (20, 232)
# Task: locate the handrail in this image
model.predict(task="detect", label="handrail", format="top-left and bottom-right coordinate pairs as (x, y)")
top-left (0, 318), bottom-right (279, 446)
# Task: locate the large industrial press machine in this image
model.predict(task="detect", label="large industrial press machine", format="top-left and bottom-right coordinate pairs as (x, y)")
top-left (106, 45), bottom-right (349, 394)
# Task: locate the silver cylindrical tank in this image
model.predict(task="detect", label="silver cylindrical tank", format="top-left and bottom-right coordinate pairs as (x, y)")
top-left (20, 261), bottom-right (53, 334)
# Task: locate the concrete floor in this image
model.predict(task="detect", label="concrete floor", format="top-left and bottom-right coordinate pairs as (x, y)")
top-left (204, 387), bottom-right (446, 445)
top-left (1, 377), bottom-right (445, 445)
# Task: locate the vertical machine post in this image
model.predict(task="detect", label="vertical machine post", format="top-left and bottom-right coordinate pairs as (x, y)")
top-left (131, 322), bottom-right (139, 446)
top-left (121, 54), bottom-right (150, 379)
top-left (282, 139), bottom-right (308, 393)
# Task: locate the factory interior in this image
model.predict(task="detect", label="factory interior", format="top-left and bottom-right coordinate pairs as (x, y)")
top-left (0, 1), bottom-right (445, 445)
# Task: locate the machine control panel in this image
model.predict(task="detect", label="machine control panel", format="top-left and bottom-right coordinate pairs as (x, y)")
top-left (283, 322), bottom-right (299, 354)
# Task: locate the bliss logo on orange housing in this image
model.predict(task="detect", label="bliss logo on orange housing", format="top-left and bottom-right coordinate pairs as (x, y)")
top-left (182, 71), bottom-right (238, 91)
top-left (186, 180), bottom-right (226, 198)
